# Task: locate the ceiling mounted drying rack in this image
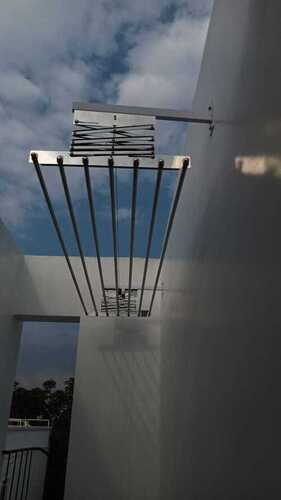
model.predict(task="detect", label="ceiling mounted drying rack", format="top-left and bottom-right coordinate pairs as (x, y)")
top-left (29, 102), bottom-right (212, 317)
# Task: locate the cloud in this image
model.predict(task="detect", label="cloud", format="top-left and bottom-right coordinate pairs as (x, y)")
top-left (117, 207), bottom-right (131, 221)
top-left (117, 16), bottom-right (209, 109)
top-left (0, 72), bottom-right (45, 106)
top-left (116, 9), bottom-right (211, 155)
top-left (0, 0), bottom-right (212, 232)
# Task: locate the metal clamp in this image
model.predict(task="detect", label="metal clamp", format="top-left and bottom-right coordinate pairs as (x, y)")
top-left (208, 104), bottom-right (215, 136)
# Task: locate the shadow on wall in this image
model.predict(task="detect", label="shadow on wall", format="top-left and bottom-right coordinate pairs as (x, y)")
top-left (100, 333), bottom-right (160, 447)
top-left (65, 318), bottom-right (161, 500)
top-left (159, 1), bottom-right (281, 498)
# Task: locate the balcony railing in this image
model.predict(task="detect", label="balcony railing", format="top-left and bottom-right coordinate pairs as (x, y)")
top-left (0, 447), bottom-right (48, 500)
top-left (8, 419), bottom-right (50, 428)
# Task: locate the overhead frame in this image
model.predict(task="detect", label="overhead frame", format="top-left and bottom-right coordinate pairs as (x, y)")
top-left (30, 152), bottom-right (190, 317)
top-left (30, 100), bottom-right (204, 317)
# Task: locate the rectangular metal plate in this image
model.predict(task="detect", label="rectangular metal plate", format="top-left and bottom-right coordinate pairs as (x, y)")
top-left (73, 110), bottom-right (156, 128)
top-left (29, 151), bottom-right (190, 170)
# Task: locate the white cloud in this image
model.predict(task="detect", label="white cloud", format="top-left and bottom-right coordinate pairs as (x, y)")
top-left (117, 16), bottom-right (209, 108)
top-left (0, 72), bottom-right (44, 105)
top-left (117, 207), bottom-right (131, 221)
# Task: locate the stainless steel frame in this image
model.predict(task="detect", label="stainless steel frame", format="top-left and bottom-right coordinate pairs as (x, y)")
top-left (31, 152), bottom-right (190, 317)
top-left (148, 158), bottom-right (189, 316)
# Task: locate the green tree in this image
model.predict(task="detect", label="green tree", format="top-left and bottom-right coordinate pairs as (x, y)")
top-left (64, 377), bottom-right (74, 404)
top-left (42, 379), bottom-right (57, 394)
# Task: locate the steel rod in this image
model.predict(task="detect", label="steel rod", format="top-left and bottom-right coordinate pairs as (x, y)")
top-left (8, 452), bottom-right (17, 500)
top-left (102, 304), bottom-right (137, 310)
top-left (31, 153), bottom-right (88, 315)
top-left (138, 160), bottom-right (164, 316)
top-left (83, 157), bottom-right (108, 316)
top-left (128, 159), bottom-right (139, 316)
top-left (71, 135), bottom-right (155, 146)
top-left (24, 452), bottom-right (32, 500)
top-left (70, 153), bottom-right (155, 158)
top-left (108, 158), bottom-right (120, 316)
top-left (14, 451), bottom-right (23, 500)
top-left (148, 158), bottom-right (189, 316)
top-left (57, 156), bottom-right (98, 316)
top-left (29, 151), bottom-right (184, 169)
top-left (73, 122), bottom-right (154, 130)
top-left (72, 145), bottom-right (153, 150)
top-left (20, 452), bottom-right (28, 500)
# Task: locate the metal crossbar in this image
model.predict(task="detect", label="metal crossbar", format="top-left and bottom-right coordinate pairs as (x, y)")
top-left (71, 121), bottom-right (155, 158)
top-left (138, 160), bottom-right (164, 316)
top-left (31, 153), bottom-right (88, 315)
top-left (128, 160), bottom-right (139, 316)
top-left (73, 101), bottom-right (212, 125)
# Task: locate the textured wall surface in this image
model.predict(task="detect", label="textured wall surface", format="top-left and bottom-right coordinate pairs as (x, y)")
top-left (15, 256), bottom-right (161, 319)
top-left (5, 427), bottom-right (50, 450)
top-left (65, 318), bottom-right (160, 500)
top-left (0, 221), bottom-right (23, 471)
top-left (161, 1), bottom-right (281, 498)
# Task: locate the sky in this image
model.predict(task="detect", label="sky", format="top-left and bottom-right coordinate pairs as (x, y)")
top-left (16, 322), bottom-right (79, 388)
top-left (1, 0), bottom-right (213, 387)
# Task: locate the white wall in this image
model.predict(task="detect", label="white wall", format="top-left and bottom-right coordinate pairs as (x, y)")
top-left (0, 218), bottom-right (162, 498)
top-left (15, 256), bottom-right (161, 319)
top-left (64, 318), bottom-right (161, 500)
top-left (0, 221), bottom-right (24, 471)
top-left (5, 427), bottom-right (50, 450)
top-left (161, 1), bottom-right (281, 498)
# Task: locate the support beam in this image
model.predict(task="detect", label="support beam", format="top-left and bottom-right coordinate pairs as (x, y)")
top-left (73, 101), bottom-right (212, 124)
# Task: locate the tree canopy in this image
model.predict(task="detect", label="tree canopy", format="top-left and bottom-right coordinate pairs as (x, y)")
top-left (10, 377), bottom-right (74, 425)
